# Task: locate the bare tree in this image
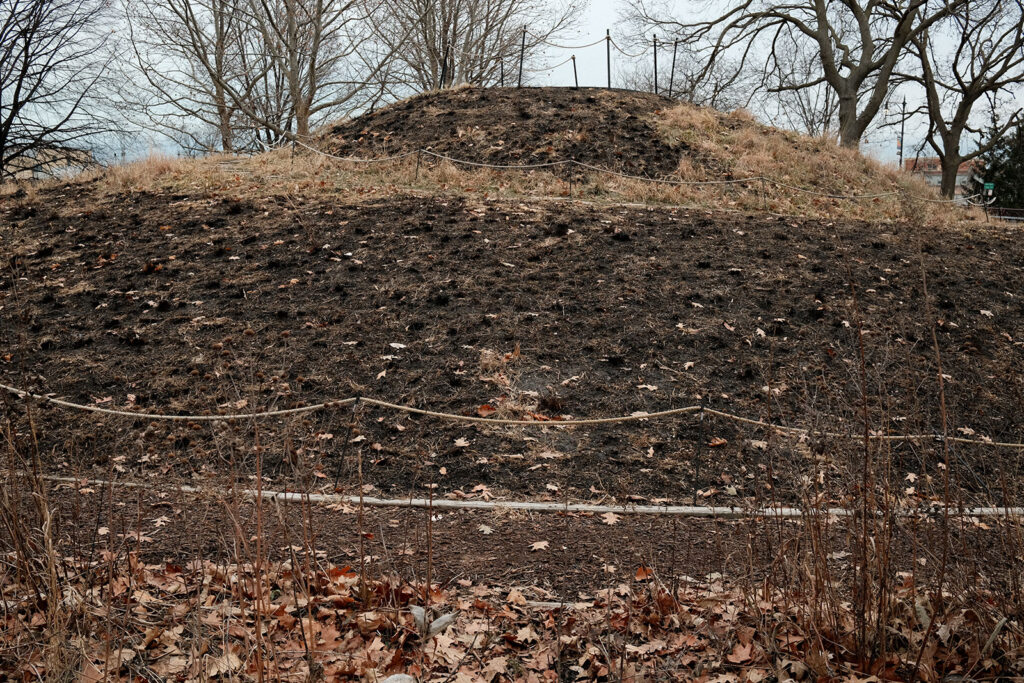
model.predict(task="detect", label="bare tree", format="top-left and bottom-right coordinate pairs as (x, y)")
top-left (619, 49), bottom-right (755, 111)
top-left (623, 0), bottom-right (967, 147)
top-left (904, 0), bottom-right (1024, 198)
top-left (237, 0), bottom-right (385, 138)
top-left (762, 30), bottom-right (838, 136)
top-left (369, 0), bottom-right (582, 93)
top-left (122, 0), bottom-right (250, 153)
top-left (1, 0), bottom-right (112, 179)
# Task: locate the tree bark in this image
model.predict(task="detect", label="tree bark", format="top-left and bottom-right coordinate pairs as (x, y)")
top-left (837, 94), bottom-right (863, 148)
top-left (939, 155), bottom-right (962, 199)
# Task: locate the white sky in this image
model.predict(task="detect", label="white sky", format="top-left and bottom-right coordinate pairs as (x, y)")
top-left (524, 0), bottom-right (957, 164)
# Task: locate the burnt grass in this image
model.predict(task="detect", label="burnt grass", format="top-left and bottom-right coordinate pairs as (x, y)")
top-left (3, 181), bottom-right (1024, 508)
top-left (327, 87), bottom-right (683, 178)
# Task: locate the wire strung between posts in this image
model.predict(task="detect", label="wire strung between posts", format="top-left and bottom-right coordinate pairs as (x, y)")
top-left (3, 382), bottom-right (1024, 448)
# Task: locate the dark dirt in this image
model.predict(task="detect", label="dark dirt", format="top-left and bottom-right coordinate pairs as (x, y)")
top-left (326, 87), bottom-right (683, 178)
top-left (4, 183), bottom-right (1024, 509)
top-left (43, 482), bottom-right (1020, 600)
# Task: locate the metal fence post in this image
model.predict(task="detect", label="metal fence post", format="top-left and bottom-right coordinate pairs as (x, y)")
top-left (518, 27), bottom-right (526, 88)
top-left (653, 34), bottom-right (658, 94)
top-left (606, 29), bottom-right (611, 89)
top-left (668, 39), bottom-right (678, 98)
top-left (571, 55), bottom-right (578, 89)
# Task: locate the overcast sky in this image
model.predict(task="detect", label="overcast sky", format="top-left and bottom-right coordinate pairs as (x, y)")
top-left (524, 0), bottom-right (1002, 165)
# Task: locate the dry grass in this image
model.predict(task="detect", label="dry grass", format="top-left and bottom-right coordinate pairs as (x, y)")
top-left (6, 119), bottom-right (981, 231)
top-left (652, 102), bottom-right (958, 223)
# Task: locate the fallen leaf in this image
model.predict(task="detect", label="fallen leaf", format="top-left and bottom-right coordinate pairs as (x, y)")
top-left (635, 566), bottom-right (654, 581)
top-left (478, 524), bottom-right (493, 535)
top-left (727, 641), bottom-right (753, 664)
top-left (709, 437), bottom-right (728, 447)
top-left (454, 438), bottom-right (470, 448)
top-left (530, 541), bottom-right (549, 552)
top-left (601, 512), bottom-right (621, 526)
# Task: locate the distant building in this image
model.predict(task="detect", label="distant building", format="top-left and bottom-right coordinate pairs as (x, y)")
top-left (904, 157), bottom-right (977, 197)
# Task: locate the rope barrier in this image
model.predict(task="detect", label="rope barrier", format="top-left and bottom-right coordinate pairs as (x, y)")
top-left (421, 149), bottom-right (572, 169)
top-left (570, 160), bottom-right (760, 186)
top-left (360, 397), bottom-right (700, 425)
top-left (766, 180), bottom-right (903, 200)
top-left (610, 38), bottom-right (649, 59)
top-left (523, 55), bottom-right (576, 74)
top-left (291, 138), bottom-right (417, 164)
top-left (525, 32), bottom-right (609, 51)
top-left (0, 383), bottom-right (355, 421)
top-left (32, 474), bottom-right (1024, 519)
top-left (288, 138), bottom-right (964, 205)
top-left (3, 383), bottom-right (1024, 448)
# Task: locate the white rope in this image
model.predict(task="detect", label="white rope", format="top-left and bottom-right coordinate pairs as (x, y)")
top-left (571, 160), bottom-right (760, 186)
top-left (34, 474), bottom-right (1024, 519)
top-left (610, 38), bottom-right (649, 58)
top-left (526, 33), bottom-right (608, 50)
top-left (523, 55), bottom-right (575, 74)
top-left (0, 383), bottom-right (355, 421)
top-left (421, 149), bottom-right (572, 169)
top-left (767, 179), bottom-right (903, 200)
top-left (289, 140), bottom-right (954, 203)
top-left (3, 383), bottom-right (1024, 448)
top-left (361, 397), bottom-right (699, 425)
top-left (291, 138), bottom-right (417, 163)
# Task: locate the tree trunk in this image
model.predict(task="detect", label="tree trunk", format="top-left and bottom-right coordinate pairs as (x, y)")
top-left (837, 94), bottom-right (863, 148)
top-left (216, 86), bottom-right (233, 153)
top-left (939, 155), bottom-right (962, 199)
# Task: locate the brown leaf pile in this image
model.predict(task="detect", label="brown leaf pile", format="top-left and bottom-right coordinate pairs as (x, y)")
top-left (2, 551), bottom-right (1023, 682)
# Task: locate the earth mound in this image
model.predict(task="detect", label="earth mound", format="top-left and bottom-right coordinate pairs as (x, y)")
top-left (323, 86), bottom-right (929, 207)
top-left (325, 86), bottom-right (682, 177)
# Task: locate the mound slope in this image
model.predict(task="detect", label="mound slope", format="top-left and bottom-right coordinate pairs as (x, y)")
top-left (3, 183), bottom-right (1023, 507)
top-left (326, 87), bottom-right (682, 176)
top-left (324, 86), bottom-right (930, 210)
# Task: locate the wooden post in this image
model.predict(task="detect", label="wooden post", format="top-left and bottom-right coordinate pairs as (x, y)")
top-left (571, 55), bottom-right (578, 89)
top-left (606, 29), bottom-right (611, 89)
top-left (500, 60), bottom-right (504, 87)
top-left (415, 149), bottom-right (422, 181)
top-left (653, 34), bottom-right (658, 94)
top-left (668, 40), bottom-right (678, 98)
top-left (518, 27), bottom-right (526, 88)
